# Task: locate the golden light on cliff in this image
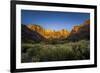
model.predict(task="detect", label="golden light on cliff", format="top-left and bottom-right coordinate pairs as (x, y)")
top-left (27, 24), bottom-right (70, 39)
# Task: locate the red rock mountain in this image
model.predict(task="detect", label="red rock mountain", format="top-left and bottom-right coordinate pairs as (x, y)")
top-left (21, 24), bottom-right (45, 43)
top-left (22, 19), bottom-right (90, 42)
top-left (71, 19), bottom-right (90, 34)
top-left (67, 19), bottom-right (90, 41)
top-left (27, 24), bottom-right (70, 39)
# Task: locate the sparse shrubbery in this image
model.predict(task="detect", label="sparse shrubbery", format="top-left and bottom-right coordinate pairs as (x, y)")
top-left (21, 40), bottom-right (90, 63)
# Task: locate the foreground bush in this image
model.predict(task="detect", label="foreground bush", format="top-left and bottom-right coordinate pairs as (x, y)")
top-left (21, 40), bottom-right (90, 62)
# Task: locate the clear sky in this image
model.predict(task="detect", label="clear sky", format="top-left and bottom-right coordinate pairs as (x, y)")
top-left (21, 10), bottom-right (90, 31)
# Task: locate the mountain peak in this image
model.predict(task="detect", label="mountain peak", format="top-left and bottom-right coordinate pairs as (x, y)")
top-left (25, 19), bottom-right (90, 40)
top-left (67, 19), bottom-right (90, 41)
top-left (84, 19), bottom-right (90, 25)
top-left (27, 24), bottom-right (69, 39)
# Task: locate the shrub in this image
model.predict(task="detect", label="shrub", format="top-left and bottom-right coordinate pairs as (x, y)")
top-left (21, 53), bottom-right (32, 63)
top-left (21, 40), bottom-right (90, 62)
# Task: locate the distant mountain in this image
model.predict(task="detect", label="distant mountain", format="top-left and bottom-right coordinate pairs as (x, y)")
top-left (27, 24), bottom-right (69, 40)
top-left (67, 19), bottom-right (90, 41)
top-left (21, 24), bottom-right (45, 43)
top-left (22, 19), bottom-right (90, 42)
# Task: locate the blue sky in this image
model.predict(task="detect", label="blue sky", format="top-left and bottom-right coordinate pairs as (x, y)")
top-left (21, 10), bottom-right (90, 31)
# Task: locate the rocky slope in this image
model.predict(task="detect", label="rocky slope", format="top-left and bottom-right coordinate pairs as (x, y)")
top-left (22, 19), bottom-right (90, 42)
top-left (27, 24), bottom-right (69, 40)
top-left (67, 19), bottom-right (90, 41)
top-left (21, 24), bottom-right (45, 43)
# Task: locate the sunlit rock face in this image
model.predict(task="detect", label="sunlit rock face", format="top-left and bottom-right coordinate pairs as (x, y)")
top-left (84, 19), bottom-right (90, 25)
top-left (25, 19), bottom-right (90, 41)
top-left (21, 24), bottom-right (45, 43)
top-left (71, 26), bottom-right (81, 34)
top-left (70, 19), bottom-right (90, 34)
top-left (67, 19), bottom-right (90, 41)
top-left (27, 24), bottom-right (69, 40)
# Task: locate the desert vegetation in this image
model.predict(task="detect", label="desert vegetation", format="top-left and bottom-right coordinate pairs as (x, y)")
top-left (21, 40), bottom-right (90, 63)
